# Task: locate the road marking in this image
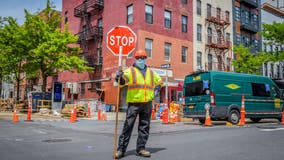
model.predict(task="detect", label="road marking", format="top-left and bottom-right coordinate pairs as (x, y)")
top-left (260, 128), bottom-right (284, 132)
top-left (33, 129), bottom-right (47, 134)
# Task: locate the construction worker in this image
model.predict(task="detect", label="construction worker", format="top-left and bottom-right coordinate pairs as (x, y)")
top-left (115, 49), bottom-right (162, 159)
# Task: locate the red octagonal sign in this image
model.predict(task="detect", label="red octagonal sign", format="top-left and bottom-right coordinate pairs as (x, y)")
top-left (106, 26), bottom-right (137, 56)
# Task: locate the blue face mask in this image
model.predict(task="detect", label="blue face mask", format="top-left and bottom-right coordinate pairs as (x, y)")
top-left (135, 58), bottom-right (146, 69)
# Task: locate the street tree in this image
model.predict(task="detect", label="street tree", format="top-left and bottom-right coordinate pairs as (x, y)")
top-left (0, 17), bottom-right (29, 100)
top-left (23, 0), bottom-right (92, 93)
top-left (232, 45), bottom-right (268, 75)
top-left (261, 22), bottom-right (284, 61)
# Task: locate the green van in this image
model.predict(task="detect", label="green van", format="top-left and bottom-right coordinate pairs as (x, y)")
top-left (183, 70), bottom-right (284, 124)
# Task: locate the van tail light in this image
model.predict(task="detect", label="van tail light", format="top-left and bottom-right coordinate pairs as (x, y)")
top-left (210, 92), bottom-right (215, 107)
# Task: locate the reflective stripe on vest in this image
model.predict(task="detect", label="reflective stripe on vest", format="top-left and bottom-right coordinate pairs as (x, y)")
top-left (126, 67), bottom-right (155, 103)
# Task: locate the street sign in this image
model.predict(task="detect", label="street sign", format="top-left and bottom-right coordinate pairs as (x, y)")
top-left (106, 26), bottom-right (137, 56)
top-left (161, 63), bottom-right (171, 69)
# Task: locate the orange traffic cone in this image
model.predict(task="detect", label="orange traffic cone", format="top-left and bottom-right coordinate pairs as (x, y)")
top-left (204, 107), bottom-right (212, 126)
top-left (101, 111), bottom-right (107, 121)
top-left (281, 110), bottom-right (284, 125)
top-left (87, 101), bottom-right (91, 118)
top-left (13, 110), bottom-right (19, 122)
top-left (70, 107), bottom-right (77, 123)
top-left (151, 108), bottom-right (156, 120)
top-left (26, 106), bottom-right (32, 121)
top-left (238, 95), bottom-right (246, 126)
top-left (97, 102), bottom-right (101, 120)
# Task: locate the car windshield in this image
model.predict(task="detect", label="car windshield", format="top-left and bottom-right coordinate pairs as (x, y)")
top-left (184, 81), bottom-right (206, 96)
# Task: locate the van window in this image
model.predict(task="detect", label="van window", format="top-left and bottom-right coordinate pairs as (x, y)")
top-left (271, 86), bottom-right (280, 98)
top-left (185, 81), bottom-right (206, 96)
top-left (252, 83), bottom-right (270, 97)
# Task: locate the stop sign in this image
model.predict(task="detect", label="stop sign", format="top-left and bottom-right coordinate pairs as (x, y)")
top-left (106, 26), bottom-right (137, 56)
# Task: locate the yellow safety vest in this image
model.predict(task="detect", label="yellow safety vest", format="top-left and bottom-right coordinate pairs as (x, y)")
top-left (122, 66), bottom-right (162, 103)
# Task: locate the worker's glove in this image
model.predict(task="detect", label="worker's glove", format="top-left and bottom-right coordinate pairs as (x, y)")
top-left (115, 70), bottom-right (125, 85)
top-left (116, 70), bottom-right (123, 77)
top-left (154, 85), bottom-right (161, 96)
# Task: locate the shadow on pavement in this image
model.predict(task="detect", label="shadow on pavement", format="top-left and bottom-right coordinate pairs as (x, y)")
top-left (124, 147), bottom-right (166, 157)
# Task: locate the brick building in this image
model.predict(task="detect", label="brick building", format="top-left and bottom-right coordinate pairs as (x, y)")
top-left (53, 0), bottom-right (193, 107)
top-left (232, 0), bottom-right (261, 53)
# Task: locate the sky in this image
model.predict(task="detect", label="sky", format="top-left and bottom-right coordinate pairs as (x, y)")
top-left (0, 0), bottom-right (62, 24)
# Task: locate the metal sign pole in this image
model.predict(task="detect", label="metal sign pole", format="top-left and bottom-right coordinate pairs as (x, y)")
top-left (113, 46), bottom-right (123, 160)
top-left (165, 69), bottom-right (169, 122)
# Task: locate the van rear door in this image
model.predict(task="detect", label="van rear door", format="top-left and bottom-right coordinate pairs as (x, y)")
top-left (183, 73), bottom-right (210, 117)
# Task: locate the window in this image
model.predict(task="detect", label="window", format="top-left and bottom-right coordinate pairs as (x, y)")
top-left (127, 4), bottom-right (133, 24)
top-left (197, 0), bottom-right (201, 15)
top-left (145, 38), bottom-right (153, 58)
top-left (64, 11), bottom-right (68, 24)
top-left (236, 34), bottom-right (241, 45)
top-left (197, 51), bottom-right (202, 68)
top-left (197, 24), bottom-right (202, 41)
top-left (145, 4), bottom-right (153, 24)
top-left (207, 27), bottom-right (212, 43)
top-left (208, 54), bottom-right (212, 70)
top-left (182, 15), bottom-right (188, 33)
top-left (244, 10), bottom-right (249, 24)
top-left (225, 11), bottom-right (230, 22)
top-left (164, 10), bottom-right (171, 29)
top-left (185, 81), bottom-right (206, 96)
top-left (226, 33), bottom-right (230, 44)
top-left (81, 83), bottom-right (85, 94)
top-left (217, 8), bottom-right (221, 19)
top-left (254, 40), bottom-right (259, 51)
top-left (164, 42), bottom-right (171, 61)
top-left (181, 46), bottom-right (188, 63)
top-left (226, 57), bottom-right (231, 71)
top-left (97, 18), bottom-right (103, 35)
top-left (235, 6), bottom-right (240, 21)
top-left (217, 30), bottom-right (222, 44)
top-left (252, 83), bottom-right (270, 97)
top-left (207, 4), bottom-right (211, 18)
top-left (252, 14), bottom-right (258, 29)
top-left (217, 56), bottom-right (222, 70)
top-left (182, 0), bottom-right (187, 4)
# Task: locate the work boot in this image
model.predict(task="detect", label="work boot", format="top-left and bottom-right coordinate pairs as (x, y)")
top-left (136, 149), bottom-right (151, 157)
top-left (115, 151), bottom-right (124, 159)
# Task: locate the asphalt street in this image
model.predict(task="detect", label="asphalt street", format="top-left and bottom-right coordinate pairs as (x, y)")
top-left (0, 118), bottom-right (284, 160)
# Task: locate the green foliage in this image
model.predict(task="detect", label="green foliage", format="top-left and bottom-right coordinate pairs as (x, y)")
top-left (232, 45), bottom-right (269, 75)
top-left (0, 0), bottom-right (93, 94)
top-left (261, 22), bottom-right (284, 62)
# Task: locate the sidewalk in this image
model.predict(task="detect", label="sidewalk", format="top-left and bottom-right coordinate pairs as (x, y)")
top-left (0, 111), bottom-right (128, 121)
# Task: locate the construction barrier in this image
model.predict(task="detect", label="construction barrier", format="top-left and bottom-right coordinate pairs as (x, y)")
top-left (160, 105), bottom-right (169, 124)
top-left (169, 102), bottom-right (180, 123)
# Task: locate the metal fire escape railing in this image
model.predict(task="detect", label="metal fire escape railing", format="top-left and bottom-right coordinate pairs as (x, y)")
top-left (205, 7), bottom-right (232, 71)
top-left (74, 0), bottom-right (104, 17)
top-left (74, 0), bottom-right (104, 62)
top-left (205, 7), bottom-right (231, 50)
top-left (76, 26), bottom-right (103, 42)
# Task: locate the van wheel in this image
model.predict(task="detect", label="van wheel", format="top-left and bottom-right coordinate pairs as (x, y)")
top-left (228, 109), bottom-right (240, 125)
top-left (198, 118), bottom-right (205, 124)
top-left (250, 118), bottom-right (261, 123)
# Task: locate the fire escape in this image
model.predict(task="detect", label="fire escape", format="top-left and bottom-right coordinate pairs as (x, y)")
top-left (205, 7), bottom-right (231, 71)
top-left (74, 0), bottom-right (104, 92)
